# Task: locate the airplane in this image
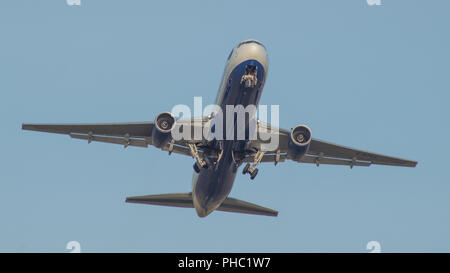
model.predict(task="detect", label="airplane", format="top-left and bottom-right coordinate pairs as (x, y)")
top-left (22, 39), bottom-right (417, 217)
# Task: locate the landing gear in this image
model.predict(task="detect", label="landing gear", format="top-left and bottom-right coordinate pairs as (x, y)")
top-left (188, 143), bottom-right (208, 169)
top-left (242, 151), bottom-right (264, 180)
top-left (193, 163), bottom-right (201, 173)
top-left (240, 65), bottom-right (258, 88)
top-left (242, 163), bottom-right (250, 174)
top-left (214, 141), bottom-right (224, 170)
top-left (243, 163), bottom-right (259, 180)
top-left (250, 168), bottom-right (258, 180)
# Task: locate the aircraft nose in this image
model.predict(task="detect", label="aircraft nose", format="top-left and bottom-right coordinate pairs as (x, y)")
top-left (235, 39), bottom-right (268, 72)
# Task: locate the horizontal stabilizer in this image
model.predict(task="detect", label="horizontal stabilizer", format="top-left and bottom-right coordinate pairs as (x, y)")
top-left (216, 196), bottom-right (278, 217)
top-left (126, 193), bottom-right (278, 217)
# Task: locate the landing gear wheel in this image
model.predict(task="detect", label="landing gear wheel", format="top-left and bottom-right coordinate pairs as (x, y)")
top-left (193, 163), bottom-right (201, 173)
top-left (250, 168), bottom-right (259, 180)
top-left (242, 163), bottom-right (250, 174)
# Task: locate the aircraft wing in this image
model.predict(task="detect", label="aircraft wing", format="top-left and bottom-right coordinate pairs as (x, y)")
top-left (305, 138), bottom-right (417, 167)
top-left (22, 119), bottom-right (417, 168)
top-left (22, 122), bottom-right (154, 147)
top-left (252, 123), bottom-right (417, 168)
top-left (21, 119), bottom-right (207, 157)
top-left (22, 122), bottom-right (155, 137)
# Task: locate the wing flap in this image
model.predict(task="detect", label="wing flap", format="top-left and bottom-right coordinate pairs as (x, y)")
top-left (299, 154), bottom-right (371, 167)
top-left (242, 153), bottom-right (287, 163)
top-left (70, 133), bottom-right (148, 148)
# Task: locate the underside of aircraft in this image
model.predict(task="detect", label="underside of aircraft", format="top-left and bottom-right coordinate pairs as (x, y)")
top-left (22, 39), bottom-right (417, 217)
top-left (21, 117), bottom-right (417, 217)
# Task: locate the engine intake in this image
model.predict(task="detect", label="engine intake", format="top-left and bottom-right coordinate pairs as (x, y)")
top-left (152, 112), bottom-right (176, 148)
top-left (288, 125), bottom-right (312, 160)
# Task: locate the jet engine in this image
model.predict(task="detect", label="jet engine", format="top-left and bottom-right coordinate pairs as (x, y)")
top-left (152, 112), bottom-right (176, 148)
top-left (287, 125), bottom-right (312, 160)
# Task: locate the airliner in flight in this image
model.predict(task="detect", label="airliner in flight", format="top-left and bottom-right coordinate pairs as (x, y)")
top-left (22, 39), bottom-right (417, 217)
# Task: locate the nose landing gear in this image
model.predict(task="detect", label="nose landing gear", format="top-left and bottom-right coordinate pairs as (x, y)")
top-left (240, 65), bottom-right (258, 88)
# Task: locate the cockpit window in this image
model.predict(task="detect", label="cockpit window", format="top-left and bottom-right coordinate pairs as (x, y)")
top-left (237, 40), bottom-right (265, 49)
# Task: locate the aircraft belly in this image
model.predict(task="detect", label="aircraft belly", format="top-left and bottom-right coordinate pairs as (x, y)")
top-left (192, 142), bottom-right (238, 216)
top-left (192, 59), bottom-right (266, 217)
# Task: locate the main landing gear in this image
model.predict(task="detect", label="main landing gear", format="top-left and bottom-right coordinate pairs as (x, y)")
top-left (190, 142), bottom-right (224, 174)
top-left (189, 143), bottom-right (207, 173)
top-left (242, 150), bottom-right (264, 180)
top-left (193, 162), bottom-right (201, 173)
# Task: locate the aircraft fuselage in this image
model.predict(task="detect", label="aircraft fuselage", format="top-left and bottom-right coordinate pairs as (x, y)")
top-left (192, 40), bottom-right (269, 217)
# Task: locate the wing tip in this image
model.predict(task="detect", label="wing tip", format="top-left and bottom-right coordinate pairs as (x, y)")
top-left (373, 160), bottom-right (418, 167)
top-left (22, 123), bottom-right (41, 132)
top-left (398, 160), bottom-right (418, 167)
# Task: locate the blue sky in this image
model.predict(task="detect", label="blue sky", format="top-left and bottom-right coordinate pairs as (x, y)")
top-left (0, 0), bottom-right (449, 252)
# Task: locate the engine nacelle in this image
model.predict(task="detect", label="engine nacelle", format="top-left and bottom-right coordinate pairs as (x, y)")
top-left (287, 125), bottom-right (312, 160)
top-left (152, 112), bottom-right (176, 148)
